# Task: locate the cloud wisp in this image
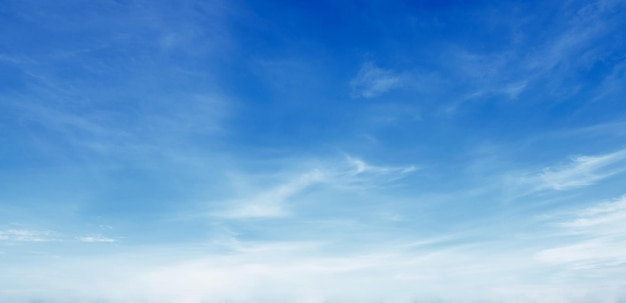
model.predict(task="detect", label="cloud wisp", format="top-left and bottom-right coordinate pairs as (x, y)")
top-left (346, 155), bottom-right (417, 176)
top-left (6, 200), bottom-right (626, 303)
top-left (209, 156), bottom-right (417, 220)
top-left (212, 169), bottom-right (326, 219)
top-left (536, 195), bottom-right (626, 274)
top-left (76, 236), bottom-right (117, 243)
top-left (2, 1), bottom-right (626, 302)
top-left (538, 149), bottom-right (626, 190)
top-left (350, 62), bottom-right (406, 98)
top-left (0, 229), bottom-right (56, 242)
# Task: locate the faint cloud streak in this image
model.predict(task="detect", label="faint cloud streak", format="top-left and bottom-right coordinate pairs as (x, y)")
top-left (0, 229), bottom-right (56, 242)
top-left (539, 149), bottom-right (626, 190)
top-left (77, 236), bottom-right (116, 243)
top-left (213, 170), bottom-right (325, 219)
top-left (350, 62), bottom-right (405, 98)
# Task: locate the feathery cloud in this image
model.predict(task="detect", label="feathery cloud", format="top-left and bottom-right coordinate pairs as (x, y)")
top-left (0, 229), bottom-right (56, 242)
top-left (77, 236), bottom-right (116, 243)
top-left (350, 62), bottom-right (405, 98)
top-left (539, 149), bottom-right (626, 190)
top-left (213, 170), bottom-right (325, 219)
top-left (536, 195), bottom-right (626, 272)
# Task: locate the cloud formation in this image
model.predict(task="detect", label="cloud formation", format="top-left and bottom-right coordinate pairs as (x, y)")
top-left (214, 170), bottom-right (325, 219)
top-left (76, 236), bottom-right (116, 243)
top-left (2, 0), bottom-right (626, 302)
top-left (346, 155), bottom-right (417, 176)
top-left (350, 62), bottom-right (405, 98)
top-left (536, 195), bottom-right (626, 276)
top-left (539, 149), bottom-right (626, 190)
top-left (0, 229), bottom-right (56, 242)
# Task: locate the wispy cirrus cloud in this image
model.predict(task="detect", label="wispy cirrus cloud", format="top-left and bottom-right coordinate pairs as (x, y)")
top-left (536, 195), bottom-right (626, 272)
top-left (76, 236), bottom-right (116, 243)
top-left (213, 169), bottom-right (325, 219)
top-left (538, 149), bottom-right (626, 190)
top-left (346, 156), bottom-right (417, 176)
top-left (210, 156), bottom-right (417, 219)
top-left (558, 195), bottom-right (626, 232)
top-left (350, 62), bottom-right (406, 98)
top-left (4, 195), bottom-right (626, 303)
top-left (3, 229), bottom-right (624, 303)
top-left (0, 229), bottom-right (56, 242)
top-left (0, 229), bottom-right (119, 244)
top-left (441, 0), bottom-right (626, 114)
top-left (2, 1), bottom-right (626, 302)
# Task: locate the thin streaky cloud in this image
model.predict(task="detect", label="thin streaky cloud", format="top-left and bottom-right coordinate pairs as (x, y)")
top-left (2, 0), bottom-right (626, 302)
top-left (210, 156), bottom-right (416, 219)
top-left (212, 169), bottom-right (325, 219)
top-left (557, 195), bottom-right (626, 234)
top-left (76, 236), bottom-right (116, 243)
top-left (345, 155), bottom-right (417, 176)
top-left (350, 62), bottom-right (405, 98)
top-left (0, 229), bottom-right (56, 242)
top-left (534, 194), bottom-right (626, 273)
top-left (539, 149), bottom-right (626, 190)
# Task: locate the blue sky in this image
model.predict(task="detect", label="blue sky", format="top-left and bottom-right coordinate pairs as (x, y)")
top-left (2, 0), bottom-right (626, 302)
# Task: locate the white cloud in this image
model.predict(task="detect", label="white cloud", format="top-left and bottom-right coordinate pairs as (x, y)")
top-left (6, 191), bottom-right (626, 303)
top-left (539, 149), bottom-right (626, 190)
top-left (502, 80), bottom-right (528, 98)
top-left (536, 239), bottom-right (626, 267)
top-left (345, 155), bottom-right (417, 176)
top-left (523, 0), bottom-right (617, 75)
top-left (0, 229), bottom-right (56, 242)
top-left (559, 195), bottom-right (626, 232)
top-left (0, 229), bottom-right (118, 244)
top-left (210, 156), bottom-right (416, 220)
top-left (350, 62), bottom-right (405, 98)
top-left (440, 0), bottom-right (624, 114)
top-left (536, 195), bottom-right (626, 273)
top-left (213, 170), bottom-right (325, 219)
top-left (77, 236), bottom-right (116, 243)
top-left (3, 238), bottom-right (625, 303)
top-left (490, 147), bottom-right (626, 201)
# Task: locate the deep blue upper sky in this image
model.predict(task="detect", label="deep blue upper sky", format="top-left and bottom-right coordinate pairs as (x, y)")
top-left (2, 0), bottom-right (626, 302)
